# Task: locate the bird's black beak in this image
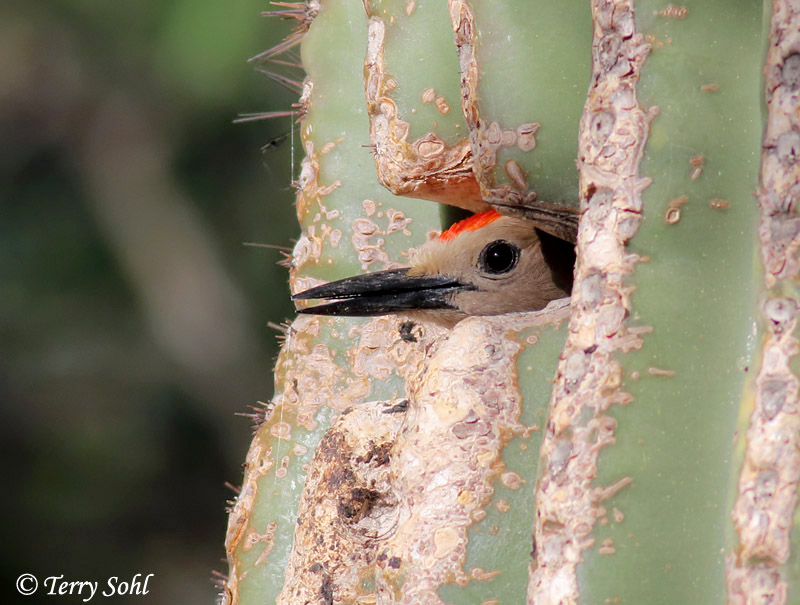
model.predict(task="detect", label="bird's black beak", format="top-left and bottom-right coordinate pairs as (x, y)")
top-left (292, 268), bottom-right (469, 316)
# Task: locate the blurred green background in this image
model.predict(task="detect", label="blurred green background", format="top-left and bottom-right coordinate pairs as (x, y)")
top-left (1, 0), bottom-right (299, 602)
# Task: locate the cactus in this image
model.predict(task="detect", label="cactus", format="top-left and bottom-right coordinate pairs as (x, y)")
top-left (222, 0), bottom-right (800, 602)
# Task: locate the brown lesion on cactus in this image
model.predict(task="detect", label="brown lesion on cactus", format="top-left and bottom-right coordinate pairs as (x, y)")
top-left (347, 314), bottom-right (448, 389)
top-left (656, 4), bottom-right (689, 19)
top-left (727, 2), bottom-right (800, 601)
top-left (348, 207), bottom-right (417, 272)
top-left (291, 141), bottom-right (346, 288)
top-left (223, 310), bottom-right (445, 604)
top-left (373, 306), bottom-right (569, 601)
top-left (664, 194), bottom-right (688, 225)
top-left (285, 315), bottom-right (445, 414)
top-left (420, 87), bottom-right (452, 115)
top-left (528, 0), bottom-right (654, 601)
top-left (363, 14), bottom-right (485, 213)
top-left (271, 305), bottom-right (570, 603)
top-left (689, 153), bottom-right (705, 180)
top-left (277, 400), bottom-right (405, 604)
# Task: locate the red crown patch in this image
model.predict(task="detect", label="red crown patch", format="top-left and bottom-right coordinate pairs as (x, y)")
top-left (439, 209), bottom-right (502, 242)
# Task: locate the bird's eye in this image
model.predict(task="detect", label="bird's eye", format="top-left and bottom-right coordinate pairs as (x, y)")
top-left (479, 240), bottom-right (520, 275)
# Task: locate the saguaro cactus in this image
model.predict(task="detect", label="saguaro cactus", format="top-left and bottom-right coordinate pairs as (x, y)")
top-left (222, 0), bottom-right (800, 602)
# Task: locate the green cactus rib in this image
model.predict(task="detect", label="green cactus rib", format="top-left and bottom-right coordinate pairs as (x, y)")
top-left (294, 0), bottom-right (441, 283)
top-left (365, 0), bottom-right (464, 145)
top-left (437, 320), bottom-right (569, 604)
top-left (363, 0), bottom-right (486, 211)
top-left (530, 0), bottom-right (654, 600)
top-left (450, 0), bottom-right (592, 209)
top-left (727, 0), bottom-right (800, 600)
top-left (224, 0), bottom-right (443, 601)
top-left (577, 0), bottom-right (763, 602)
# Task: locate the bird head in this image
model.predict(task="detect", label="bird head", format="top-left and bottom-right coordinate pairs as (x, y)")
top-left (292, 209), bottom-right (575, 325)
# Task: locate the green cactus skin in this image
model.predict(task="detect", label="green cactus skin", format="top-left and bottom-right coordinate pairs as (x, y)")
top-left (451, 0), bottom-right (592, 208)
top-left (223, 0), bottom-right (443, 601)
top-left (577, 1), bottom-right (763, 602)
top-left (437, 320), bottom-right (569, 604)
top-left (365, 0), bottom-right (464, 145)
